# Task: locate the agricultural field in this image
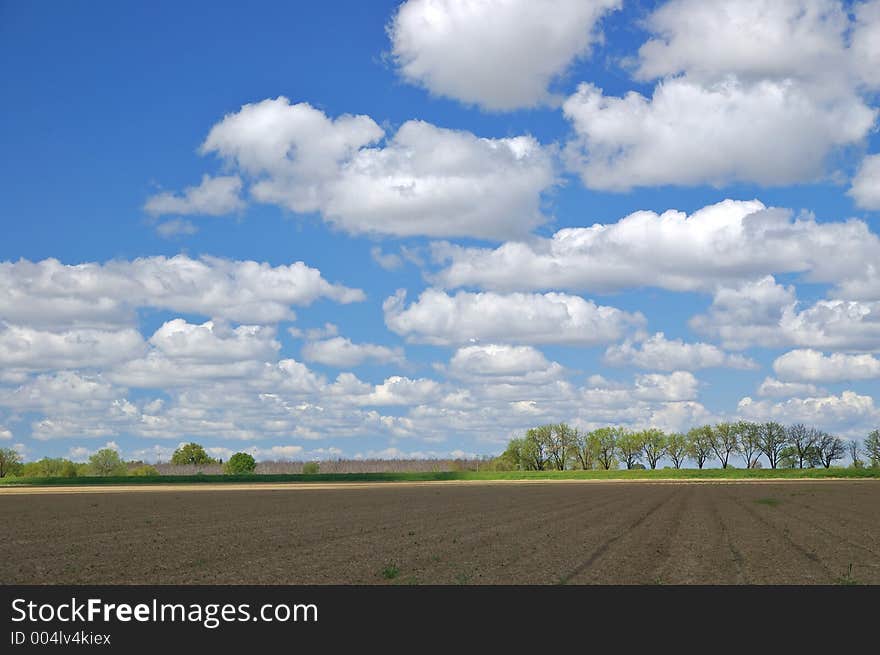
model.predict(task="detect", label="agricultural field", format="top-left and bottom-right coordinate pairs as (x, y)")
top-left (2, 480), bottom-right (879, 585)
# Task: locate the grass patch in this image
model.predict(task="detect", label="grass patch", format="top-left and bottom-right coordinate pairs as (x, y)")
top-left (754, 497), bottom-right (781, 507)
top-left (381, 562), bottom-right (400, 580)
top-left (2, 467), bottom-right (879, 487)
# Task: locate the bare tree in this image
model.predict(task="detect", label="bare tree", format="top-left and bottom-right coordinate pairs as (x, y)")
top-left (665, 433), bottom-right (689, 469)
top-left (709, 422), bottom-right (738, 469)
top-left (787, 423), bottom-right (819, 469)
top-left (687, 426), bottom-right (714, 469)
top-left (848, 439), bottom-right (863, 468)
top-left (640, 429), bottom-right (667, 470)
top-left (816, 433), bottom-right (845, 468)
top-left (591, 427), bottom-right (617, 470)
top-left (547, 423), bottom-right (575, 470)
top-left (570, 428), bottom-right (595, 470)
top-left (736, 421), bottom-right (762, 468)
top-left (758, 421), bottom-right (789, 469)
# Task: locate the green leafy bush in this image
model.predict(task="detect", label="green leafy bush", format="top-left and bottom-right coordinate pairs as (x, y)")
top-left (129, 464), bottom-right (160, 476)
top-left (22, 457), bottom-right (81, 478)
top-left (224, 452), bottom-right (257, 475)
top-left (302, 461), bottom-right (320, 475)
top-left (171, 443), bottom-right (217, 466)
top-left (88, 449), bottom-right (127, 476)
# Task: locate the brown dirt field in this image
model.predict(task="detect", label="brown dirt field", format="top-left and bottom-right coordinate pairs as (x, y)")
top-left (2, 481), bottom-right (879, 584)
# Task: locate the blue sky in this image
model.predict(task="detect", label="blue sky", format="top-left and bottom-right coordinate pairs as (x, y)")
top-left (2, 0), bottom-right (880, 465)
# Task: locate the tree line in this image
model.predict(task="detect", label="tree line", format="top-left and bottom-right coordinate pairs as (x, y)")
top-left (0, 442), bottom-right (259, 478)
top-left (496, 424), bottom-right (880, 471)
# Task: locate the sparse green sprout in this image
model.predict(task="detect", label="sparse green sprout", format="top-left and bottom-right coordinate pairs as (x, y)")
top-left (382, 562), bottom-right (399, 580)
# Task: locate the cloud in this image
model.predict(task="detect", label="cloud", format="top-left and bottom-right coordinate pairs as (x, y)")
top-left (737, 390), bottom-right (880, 437)
top-left (773, 349), bottom-right (880, 382)
top-left (388, 0), bottom-right (621, 111)
top-left (202, 98), bottom-right (383, 212)
top-left (149, 319), bottom-right (279, 362)
top-left (757, 377), bottom-right (823, 398)
top-left (0, 255), bottom-right (364, 327)
top-left (370, 247), bottom-right (403, 271)
top-left (199, 97), bottom-right (556, 239)
top-left (156, 219), bottom-right (198, 238)
top-left (562, 78), bottom-right (875, 191)
top-left (691, 276), bottom-right (880, 351)
top-left (144, 174), bottom-right (245, 217)
top-left (561, 0), bottom-right (877, 191)
top-left (634, 0), bottom-right (851, 83)
top-left (604, 332), bottom-right (757, 371)
top-left (0, 324), bottom-right (146, 371)
top-left (851, 0), bottom-right (880, 89)
top-left (633, 371), bottom-right (699, 402)
top-left (383, 288), bottom-right (643, 345)
top-left (432, 199), bottom-right (880, 294)
top-left (0, 426), bottom-right (11, 440)
top-left (301, 336), bottom-right (404, 368)
top-left (848, 154), bottom-right (880, 210)
top-left (288, 323), bottom-right (338, 340)
top-left (446, 344), bottom-right (565, 384)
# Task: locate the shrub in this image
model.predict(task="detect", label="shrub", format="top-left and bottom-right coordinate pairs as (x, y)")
top-left (129, 464), bottom-right (160, 477)
top-left (302, 461), bottom-right (320, 475)
top-left (224, 452), bottom-right (256, 475)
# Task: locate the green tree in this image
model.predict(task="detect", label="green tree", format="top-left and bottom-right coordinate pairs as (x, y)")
top-left (665, 433), bottom-right (689, 469)
top-left (758, 421), bottom-right (789, 469)
top-left (547, 423), bottom-right (575, 470)
top-left (687, 426), bottom-right (714, 469)
top-left (497, 437), bottom-right (527, 470)
top-left (569, 428), bottom-right (595, 470)
top-left (225, 452), bottom-right (257, 475)
top-left (0, 447), bottom-right (23, 478)
top-left (591, 427), bottom-right (617, 470)
top-left (88, 448), bottom-right (127, 476)
top-left (864, 429), bottom-right (880, 467)
top-left (22, 458), bottom-right (80, 478)
top-left (736, 421), bottom-right (762, 469)
top-left (710, 422), bottom-right (739, 469)
top-left (616, 429), bottom-right (643, 470)
top-left (640, 429), bottom-right (667, 470)
top-left (171, 442), bottom-right (217, 466)
top-left (522, 427), bottom-right (550, 471)
top-left (302, 461), bottom-right (320, 474)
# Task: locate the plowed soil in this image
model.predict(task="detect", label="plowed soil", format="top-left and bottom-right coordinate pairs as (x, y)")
top-left (3, 481), bottom-right (879, 584)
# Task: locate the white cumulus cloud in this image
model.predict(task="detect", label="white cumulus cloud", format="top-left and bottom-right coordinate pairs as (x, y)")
top-left (301, 336), bottom-right (404, 368)
top-left (388, 0), bottom-right (621, 111)
top-left (604, 332), bottom-right (757, 371)
top-left (773, 349), bottom-right (880, 382)
top-left (848, 154), bottom-right (880, 210)
top-left (200, 97), bottom-right (556, 239)
top-left (383, 288), bottom-right (643, 345)
top-left (144, 174), bottom-right (245, 217)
